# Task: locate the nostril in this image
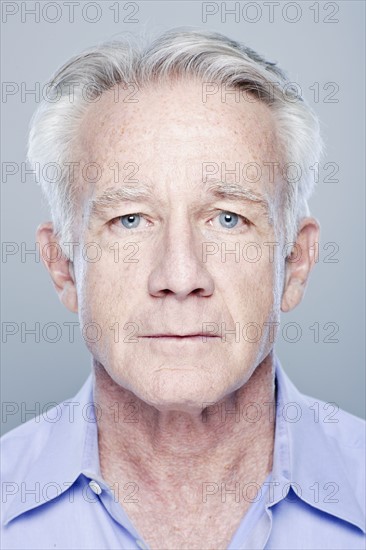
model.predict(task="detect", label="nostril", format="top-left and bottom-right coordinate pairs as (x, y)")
top-left (193, 288), bottom-right (204, 295)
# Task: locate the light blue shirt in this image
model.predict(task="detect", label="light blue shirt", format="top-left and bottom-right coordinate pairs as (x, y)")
top-left (1, 356), bottom-right (365, 549)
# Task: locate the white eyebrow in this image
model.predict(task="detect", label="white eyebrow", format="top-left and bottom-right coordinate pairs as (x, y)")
top-left (204, 181), bottom-right (273, 223)
top-left (89, 184), bottom-right (156, 220)
top-left (88, 180), bottom-right (273, 224)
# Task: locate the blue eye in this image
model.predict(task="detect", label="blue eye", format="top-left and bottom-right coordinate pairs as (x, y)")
top-left (120, 214), bottom-right (141, 229)
top-left (219, 211), bottom-right (239, 229)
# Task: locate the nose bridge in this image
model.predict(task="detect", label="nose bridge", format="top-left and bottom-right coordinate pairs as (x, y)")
top-left (147, 204), bottom-right (214, 299)
top-left (165, 206), bottom-right (195, 260)
top-left (163, 206), bottom-right (202, 282)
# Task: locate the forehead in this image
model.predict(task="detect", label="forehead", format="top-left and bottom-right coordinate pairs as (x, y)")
top-left (76, 78), bottom-right (283, 198)
top-left (80, 78), bottom-right (280, 152)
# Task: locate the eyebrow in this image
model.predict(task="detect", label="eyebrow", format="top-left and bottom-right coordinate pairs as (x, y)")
top-left (88, 184), bottom-right (156, 222)
top-left (204, 181), bottom-right (273, 223)
top-left (88, 181), bottom-right (273, 224)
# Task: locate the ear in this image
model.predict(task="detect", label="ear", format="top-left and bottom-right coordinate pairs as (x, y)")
top-left (36, 222), bottom-right (78, 313)
top-left (281, 217), bottom-right (320, 312)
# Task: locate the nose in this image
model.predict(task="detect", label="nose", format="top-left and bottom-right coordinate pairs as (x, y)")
top-left (147, 214), bottom-right (215, 300)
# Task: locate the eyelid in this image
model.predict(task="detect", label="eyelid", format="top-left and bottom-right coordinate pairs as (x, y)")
top-left (109, 212), bottom-right (146, 228)
top-left (110, 212), bottom-right (141, 221)
top-left (108, 210), bottom-right (251, 232)
top-left (209, 210), bottom-right (252, 228)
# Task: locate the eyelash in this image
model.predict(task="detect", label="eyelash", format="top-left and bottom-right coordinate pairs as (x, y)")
top-left (109, 211), bottom-right (252, 233)
top-left (109, 213), bottom-right (152, 233)
top-left (208, 212), bottom-right (251, 232)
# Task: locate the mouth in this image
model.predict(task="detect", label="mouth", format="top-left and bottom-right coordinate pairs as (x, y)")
top-left (140, 334), bottom-right (219, 340)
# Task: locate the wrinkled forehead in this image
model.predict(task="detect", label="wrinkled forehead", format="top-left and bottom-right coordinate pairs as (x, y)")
top-left (74, 78), bottom-right (285, 208)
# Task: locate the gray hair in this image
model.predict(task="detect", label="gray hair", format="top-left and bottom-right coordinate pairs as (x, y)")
top-left (27, 27), bottom-right (324, 257)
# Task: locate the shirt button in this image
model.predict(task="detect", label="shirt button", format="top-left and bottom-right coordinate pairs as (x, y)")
top-left (136, 540), bottom-right (148, 549)
top-left (89, 480), bottom-right (102, 495)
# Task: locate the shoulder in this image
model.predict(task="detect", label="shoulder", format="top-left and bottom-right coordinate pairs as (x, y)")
top-left (1, 412), bottom-right (54, 479)
top-left (0, 383), bottom-right (93, 530)
top-left (293, 391), bottom-right (365, 528)
top-left (277, 362), bottom-right (365, 454)
top-left (1, 374), bottom-right (93, 484)
top-left (300, 391), bottom-right (365, 449)
top-left (1, 413), bottom-right (54, 527)
top-left (276, 361), bottom-right (365, 533)
top-left (309, 396), bottom-right (365, 494)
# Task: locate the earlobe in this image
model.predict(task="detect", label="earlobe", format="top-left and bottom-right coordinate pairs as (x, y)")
top-left (281, 278), bottom-right (304, 312)
top-left (59, 279), bottom-right (78, 313)
top-left (281, 217), bottom-right (320, 313)
top-left (36, 222), bottom-right (78, 313)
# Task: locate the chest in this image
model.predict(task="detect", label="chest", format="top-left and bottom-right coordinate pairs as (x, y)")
top-left (121, 497), bottom-right (252, 549)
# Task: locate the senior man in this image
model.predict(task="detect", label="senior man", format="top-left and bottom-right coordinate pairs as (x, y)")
top-left (1, 28), bottom-right (365, 550)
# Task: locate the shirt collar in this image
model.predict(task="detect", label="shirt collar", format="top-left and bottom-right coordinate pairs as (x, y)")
top-left (3, 372), bottom-right (100, 525)
top-left (270, 355), bottom-right (365, 533)
top-left (4, 357), bottom-right (365, 533)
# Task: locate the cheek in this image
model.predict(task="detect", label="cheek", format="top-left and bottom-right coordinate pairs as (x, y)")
top-left (77, 261), bottom-right (114, 321)
top-left (78, 256), bottom-right (146, 322)
top-left (217, 252), bottom-right (278, 319)
top-left (75, 260), bottom-right (129, 363)
top-left (228, 259), bottom-right (280, 361)
top-left (197, 256), bottom-right (278, 374)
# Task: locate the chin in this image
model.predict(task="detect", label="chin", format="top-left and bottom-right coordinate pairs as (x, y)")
top-left (100, 350), bottom-right (251, 411)
top-left (132, 367), bottom-right (231, 413)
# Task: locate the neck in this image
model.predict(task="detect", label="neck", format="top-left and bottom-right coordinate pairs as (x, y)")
top-left (92, 352), bottom-right (276, 498)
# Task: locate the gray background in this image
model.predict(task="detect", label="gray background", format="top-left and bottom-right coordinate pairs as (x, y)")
top-left (1, 0), bottom-right (365, 435)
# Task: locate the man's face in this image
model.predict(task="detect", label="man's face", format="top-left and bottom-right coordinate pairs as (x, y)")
top-left (72, 78), bottom-right (285, 412)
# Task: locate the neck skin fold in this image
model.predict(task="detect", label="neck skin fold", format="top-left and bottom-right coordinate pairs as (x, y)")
top-left (92, 352), bottom-right (276, 499)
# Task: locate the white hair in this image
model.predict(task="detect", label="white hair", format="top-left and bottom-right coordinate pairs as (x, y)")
top-left (27, 27), bottom-right (324, 257)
